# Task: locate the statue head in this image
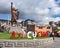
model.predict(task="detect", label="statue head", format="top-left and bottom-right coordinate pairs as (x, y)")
top-left (11, 2), bottom-right (13, 5)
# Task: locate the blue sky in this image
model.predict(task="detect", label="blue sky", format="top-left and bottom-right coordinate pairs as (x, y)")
top-left (52, 14), bottom-right (60, 18)
top-left (0, 14), bottom-right (11, 20)
top-left (0, 0), bottom-right (60, 24)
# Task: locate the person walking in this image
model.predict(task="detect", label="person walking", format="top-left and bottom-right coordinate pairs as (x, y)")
top-left (52, 32), bottom-right (55, 40)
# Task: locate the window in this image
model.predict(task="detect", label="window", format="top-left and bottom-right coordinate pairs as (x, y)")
top-left (39, 26), bottom-right (43, 29)
top-left (47, 26), bottom-right (50, 29)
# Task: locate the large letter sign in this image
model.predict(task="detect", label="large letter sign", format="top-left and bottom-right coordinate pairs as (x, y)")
top-left (22, 29), bottom-right (26, 38)
top-left (27, 31), bottom-right (32, 38)
top-left (32, 32), bottom-right (37, 38)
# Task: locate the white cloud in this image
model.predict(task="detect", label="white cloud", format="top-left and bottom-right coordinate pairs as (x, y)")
top-left (52, 7), bottom-right (60, 14)
top-left (35, 8), bottom-right (49, 16)
top-left (48, 0), bottom-right (57, 8)
top-left (0, 0), bottom-right (60, 24)
top-left (41, 17), bottom-right (60, 24)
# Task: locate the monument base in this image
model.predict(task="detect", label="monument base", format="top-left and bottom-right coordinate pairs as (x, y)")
top-left (0, 38), bottom-right (53, 48)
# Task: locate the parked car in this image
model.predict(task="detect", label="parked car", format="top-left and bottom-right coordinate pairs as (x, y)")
top-left (57, 30), bottom-right (60, 37)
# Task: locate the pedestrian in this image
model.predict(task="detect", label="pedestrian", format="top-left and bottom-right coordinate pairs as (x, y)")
top-left (52, 32), bottom-right (54, 40)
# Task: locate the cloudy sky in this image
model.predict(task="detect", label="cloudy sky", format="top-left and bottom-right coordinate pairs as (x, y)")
top-left (0, 0), bottom-right (60, 24)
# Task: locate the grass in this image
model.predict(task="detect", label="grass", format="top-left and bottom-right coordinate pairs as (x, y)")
top-left (0, 32), bottom-right (11, 39)
top-left (0, 32), bottom-right (50, 40)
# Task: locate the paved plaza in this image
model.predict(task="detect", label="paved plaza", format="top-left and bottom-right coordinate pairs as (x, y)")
top-left (0, 37), bottom-right (60, 48)
top-left (40, 37), bottom-right (60, 48)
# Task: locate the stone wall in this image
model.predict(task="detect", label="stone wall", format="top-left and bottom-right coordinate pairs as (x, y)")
top-left (0, 38), bottom-right (53, 48)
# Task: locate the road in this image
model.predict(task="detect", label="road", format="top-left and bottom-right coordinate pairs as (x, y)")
top-left (41, 37), bottom-right (60, 48)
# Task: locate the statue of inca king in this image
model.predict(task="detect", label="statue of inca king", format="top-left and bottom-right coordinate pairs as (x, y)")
top-left (11, 2), bottom-right (19, 25)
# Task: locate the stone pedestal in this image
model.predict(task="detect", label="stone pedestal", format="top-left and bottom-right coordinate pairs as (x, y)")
top-left (0, 38), bottom-right (53, 48)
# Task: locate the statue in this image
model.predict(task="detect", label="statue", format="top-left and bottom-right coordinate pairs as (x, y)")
top-left (11, 2), bottom-right (19, 25)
